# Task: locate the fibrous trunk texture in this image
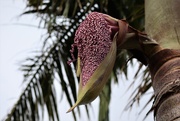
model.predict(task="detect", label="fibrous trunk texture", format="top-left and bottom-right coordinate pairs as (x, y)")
top-left (145, 0), bottom-right (180, 49)
top-left (145, 0), bottom-right (180, 120)
top-left (148, 49), bottom-right (180, 121)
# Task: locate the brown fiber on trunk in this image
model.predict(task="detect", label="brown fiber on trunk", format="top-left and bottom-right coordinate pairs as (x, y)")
top-left (148, 49), bottom-right (180, 121)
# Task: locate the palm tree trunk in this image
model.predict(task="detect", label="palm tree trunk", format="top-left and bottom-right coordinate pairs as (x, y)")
top-left (145, 0), bottom-right (180, 121)
top-left (145, 0), bottom-right (180, 49)
top-left (148, 49), bottom-right (180, 121)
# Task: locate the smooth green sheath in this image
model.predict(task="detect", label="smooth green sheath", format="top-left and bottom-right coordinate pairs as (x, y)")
top-left (67, 37), bottom-right (117, 113)
top-left (76, 57), bottom-right (81, 77)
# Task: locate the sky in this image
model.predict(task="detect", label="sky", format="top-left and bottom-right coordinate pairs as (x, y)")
top-left (0, 0), bottom-right (154, 121)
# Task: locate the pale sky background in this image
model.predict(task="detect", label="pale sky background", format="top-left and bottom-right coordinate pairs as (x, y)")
top-left (0, 0), bottom-right (154, 121)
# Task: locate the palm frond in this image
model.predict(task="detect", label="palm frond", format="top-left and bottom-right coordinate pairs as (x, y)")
top-left (5, 61), bottom-right (59, 121)
top-left (5, 2), bottom-right (100, 121)
top-left (98, 80), bottom-right (111, 121)
top-left (124, 64), bottom-right (154, 119)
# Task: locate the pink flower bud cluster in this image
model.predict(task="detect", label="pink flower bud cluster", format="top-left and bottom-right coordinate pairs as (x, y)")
top-left (70, 12), bottom-right (113, 86)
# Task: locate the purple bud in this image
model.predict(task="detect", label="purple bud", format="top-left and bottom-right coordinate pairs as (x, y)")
top-left (70, 12), bottom-right (119, 86)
